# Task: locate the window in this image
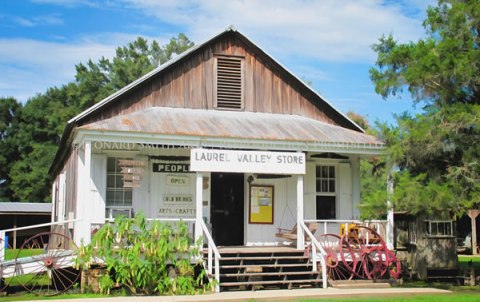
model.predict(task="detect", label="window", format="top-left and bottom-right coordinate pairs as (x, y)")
top-left (315, 165), bottom-right (336, 219)
top-left (106, 157), bottom-right (133, 217)
top-left (425, 220), bottom-right (453, 237)
top-left (214, 55), bottom-right (243, 109)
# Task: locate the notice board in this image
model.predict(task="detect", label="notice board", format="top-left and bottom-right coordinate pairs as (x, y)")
top-left (249, 185), bottom-right (274, 224)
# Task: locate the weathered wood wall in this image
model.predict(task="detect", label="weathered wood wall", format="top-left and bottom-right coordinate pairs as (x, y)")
top-left (84, 35), bottom-right (338, 127)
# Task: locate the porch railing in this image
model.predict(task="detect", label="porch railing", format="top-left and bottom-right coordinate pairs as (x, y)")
top-left (0, 219), bottom-right (80, 261)
top-left (199, 218), bottom-right (221, 293)
top-left (299, 221), bottom-right (327, 289)
top-left (305, 219), bottom-right (388, 239)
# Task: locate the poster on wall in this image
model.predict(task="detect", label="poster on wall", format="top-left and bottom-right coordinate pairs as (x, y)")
top-left (152, 162), bottom-right (196, 218)
top-left (249, 185), bottom-right (274, 224)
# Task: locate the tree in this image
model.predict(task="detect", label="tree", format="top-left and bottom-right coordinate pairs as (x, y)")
top-left (365, 0), bottom-right (480, 217)
top-left (0, 97), bottom-right (22, 201)
top-left (2, 34), bottom-right (194, 202)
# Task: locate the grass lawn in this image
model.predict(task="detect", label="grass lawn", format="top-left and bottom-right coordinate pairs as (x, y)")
top-left (458, 255), bottom-right (480, 270)
top-left (4, 248), bottom-right (44, 260)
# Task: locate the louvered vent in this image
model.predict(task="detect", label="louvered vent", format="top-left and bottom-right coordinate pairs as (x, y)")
top-left (215, 56), bottom-right (243, 109)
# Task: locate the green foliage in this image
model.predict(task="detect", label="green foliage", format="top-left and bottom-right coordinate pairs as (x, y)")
top-left (363, 0), bottom-right (480, 217)
top-left (0, 34), bottom-right (194, 202)
top-left (75, 213), bottom-right (209, 295)
top-left (0, 97), bottom-right (22, 200)
top-left (370, 0), bottom-right (480, 106)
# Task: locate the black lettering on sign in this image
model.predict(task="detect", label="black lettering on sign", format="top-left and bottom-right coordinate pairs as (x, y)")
top-left (153, 163), bottom-right (191, 173)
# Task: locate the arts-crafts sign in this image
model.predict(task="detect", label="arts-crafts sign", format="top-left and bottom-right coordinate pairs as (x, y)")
top-left (190, 149), bottom-right (305, 174)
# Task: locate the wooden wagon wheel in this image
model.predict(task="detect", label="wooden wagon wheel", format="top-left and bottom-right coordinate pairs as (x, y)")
top-left (340, 226), bottom-right (398, 280)
top-left (317, 234), bottom-right (354, 280)
top-left (386, 249), bottom-right (402, 279)
top-left (339, 233), bottom-right (369, 279)
top-left (0, 237), bottom-right (12, 292)
top-left (14, 232), bottom-right (80, 296)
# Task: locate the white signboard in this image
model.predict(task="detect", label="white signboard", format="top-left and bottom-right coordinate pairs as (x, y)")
top-left (190, 149), bottom-right (305, 174)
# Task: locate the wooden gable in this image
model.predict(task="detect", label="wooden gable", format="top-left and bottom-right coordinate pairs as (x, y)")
top-left (80, 30), bottom-right (358, 132)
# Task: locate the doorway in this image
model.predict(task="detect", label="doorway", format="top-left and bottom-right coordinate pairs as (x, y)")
top-left (210, 173), bottom-right (244, 246)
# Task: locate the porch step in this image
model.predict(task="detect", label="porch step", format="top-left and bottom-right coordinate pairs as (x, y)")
top-left (218, 263), bottom-right (313, 270)
top-left (203, 247), bottom-right (322, 292)
top-left (221, 271), bottom-right (319, 278)
top-left (328, 279), bottom-right (391, 289)
top-left (221, 278), bottom-right (322, 290)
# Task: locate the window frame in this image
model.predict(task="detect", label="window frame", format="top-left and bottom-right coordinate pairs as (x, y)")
top-left (105, 157), bottom-right (134, 218)
top-left (315, 164), bottom-right (337, 219)
top-left (424, 220), bottom-right (453, 238)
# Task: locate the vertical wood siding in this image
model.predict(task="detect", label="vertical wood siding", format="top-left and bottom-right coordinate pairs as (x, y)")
top-left (84, 35), bottom-right (337, 126)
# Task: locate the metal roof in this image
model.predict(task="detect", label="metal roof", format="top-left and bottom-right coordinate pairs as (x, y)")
top-left (0, 202), bottom-right (51, 214)
top-left (80, 107), bottom-right (383, 147)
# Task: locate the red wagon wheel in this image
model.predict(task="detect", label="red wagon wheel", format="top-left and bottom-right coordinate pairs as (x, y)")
top-left (340, 226), bottom-right (399, 280)
top-left (317, 234), bottom-right (354, 280)
top-left (0, 237), bottom-right (12, 292)
top-left (14, 232), bottom-right (80, 296)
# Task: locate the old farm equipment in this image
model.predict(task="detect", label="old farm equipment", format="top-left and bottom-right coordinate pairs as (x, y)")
top-left (317, 226), bottom-right (401, 281)
top-left (0, 223), bottom-right (80, 296)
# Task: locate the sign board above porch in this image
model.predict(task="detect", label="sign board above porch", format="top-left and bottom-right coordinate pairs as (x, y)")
top-left (190, 148), bottom-right (305, 174)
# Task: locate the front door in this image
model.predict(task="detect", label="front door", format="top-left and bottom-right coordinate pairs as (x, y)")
top-left (210, 173), bottom-right (244, 246)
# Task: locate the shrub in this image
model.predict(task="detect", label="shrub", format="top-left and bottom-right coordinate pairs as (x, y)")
top-left (75, 213), bottom-right (209, 295)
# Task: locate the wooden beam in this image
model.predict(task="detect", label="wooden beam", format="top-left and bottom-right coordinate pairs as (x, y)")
top-left (468, 209), bottom-right (479, 255)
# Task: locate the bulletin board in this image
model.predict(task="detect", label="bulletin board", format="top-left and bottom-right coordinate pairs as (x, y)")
top-left (249, 185), bottom-right (274, 224)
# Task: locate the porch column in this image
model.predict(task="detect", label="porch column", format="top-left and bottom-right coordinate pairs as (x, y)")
top-left (296, 175), bottom-right (305, 250)
top-left (386, 171), bottom-right (394, 249)
top-left (195, 172), bottom-right (203, 243)
top-left (75, 140), bottom-right (92, 246)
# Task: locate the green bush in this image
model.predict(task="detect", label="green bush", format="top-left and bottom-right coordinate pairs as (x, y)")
top-left (75, 213), bottom-right (209, 295)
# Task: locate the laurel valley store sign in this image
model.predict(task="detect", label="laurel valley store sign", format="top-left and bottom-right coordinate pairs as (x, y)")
top-left (190, 149), bottom-right (306, 174)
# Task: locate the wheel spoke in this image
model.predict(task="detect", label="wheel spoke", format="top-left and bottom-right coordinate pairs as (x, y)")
top-left (14, 232), bottom-right (80, 296)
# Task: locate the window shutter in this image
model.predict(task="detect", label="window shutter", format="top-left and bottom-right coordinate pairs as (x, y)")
top-left (215, 56), bottom-right (243, 109)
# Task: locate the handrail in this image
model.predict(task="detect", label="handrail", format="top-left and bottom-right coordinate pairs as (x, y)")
top-left (0, 219), bottom-right (80, 233)
top-left (199, 219), bottom-right (221, 293)
top-left (299, 221), bottom-right (328, 289)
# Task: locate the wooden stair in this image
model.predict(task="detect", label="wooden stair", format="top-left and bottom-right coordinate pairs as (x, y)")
top-left (205, 247), bottom-right (322, 291)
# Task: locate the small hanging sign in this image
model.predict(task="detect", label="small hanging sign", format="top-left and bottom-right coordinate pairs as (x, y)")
top-left (119, 159), bottom-right (146, 188)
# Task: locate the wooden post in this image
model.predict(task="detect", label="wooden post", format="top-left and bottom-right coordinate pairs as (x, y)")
top-left (13, 215), bottom-right (17, 249)
top-left (468, 209), bottom-right (480, 255)
top-left (195, 172), bottom-right (203, 244)
top-left (0, 231), bottom-right (5, 261)
top-left (296, 175), bottom-right (304, 250)
top-left (386, 170), bottom-right (394, 249)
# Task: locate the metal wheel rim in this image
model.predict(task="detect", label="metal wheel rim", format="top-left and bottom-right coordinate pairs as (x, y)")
top-left (14, 232), bottom-right (80, 296)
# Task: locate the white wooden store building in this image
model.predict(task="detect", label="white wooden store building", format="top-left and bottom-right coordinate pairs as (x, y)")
top-left (49, 28), bottom-right (386, 250)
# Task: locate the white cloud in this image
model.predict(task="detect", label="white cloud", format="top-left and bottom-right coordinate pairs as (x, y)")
top-left (0, 33), bottom-right (167, 102)
top-left (12, 14), bottom-right (64, 27)
top-left (123, 0), bottom-right (429, 62)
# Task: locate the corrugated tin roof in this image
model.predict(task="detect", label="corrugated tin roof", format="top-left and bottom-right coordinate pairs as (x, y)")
top-left (80, 107), bottom-right (383, 146)
top-left (0, 202), bottom-right (51, 214)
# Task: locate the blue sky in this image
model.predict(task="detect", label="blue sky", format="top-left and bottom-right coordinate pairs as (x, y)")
top-left (0, 0), bottom-right (434, 124)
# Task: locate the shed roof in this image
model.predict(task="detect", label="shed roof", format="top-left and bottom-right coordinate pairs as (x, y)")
top-left (80, 107), bottom-right (383, 146)
top-left (0, 202), bottom-right (51, 214)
